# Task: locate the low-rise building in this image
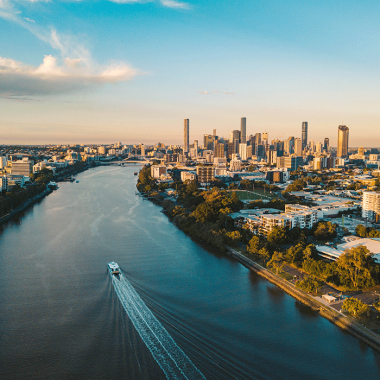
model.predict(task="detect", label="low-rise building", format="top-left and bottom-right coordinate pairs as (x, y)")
top-left (181, 171), bottom-right (196, 182)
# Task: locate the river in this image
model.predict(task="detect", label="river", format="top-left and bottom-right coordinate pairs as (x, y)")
top-left (1, 165), bottom-right (380, 379)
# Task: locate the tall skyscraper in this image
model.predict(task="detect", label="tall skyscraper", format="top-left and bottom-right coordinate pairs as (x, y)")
top-left (204, 134), bottom-right (214, 150)
top-left (302, 122), bottom-right (308, 149)
top-left (184, 119), bottom-right (189, 153)
top-left (294, 138), bottom-right (302, 156)
top-left (241, 117), bottom-right (246, 143)
top-left (324, 138), bottom-right (329, 152)
top-left (213, 129), bottom-right (216, 136)
top-left (337, 125), bottom-right (349, 158)
top-left (230, 130), bottom-right (240, 143)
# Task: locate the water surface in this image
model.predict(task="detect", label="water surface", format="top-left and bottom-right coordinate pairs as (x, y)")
top-left (1, 166), bottom-right (380, 379)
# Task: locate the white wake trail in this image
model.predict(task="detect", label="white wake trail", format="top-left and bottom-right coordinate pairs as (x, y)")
top-left (111, 273), bottom-right (206, 380)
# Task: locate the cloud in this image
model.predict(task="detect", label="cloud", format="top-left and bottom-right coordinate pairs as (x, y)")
top-left (199, 90), bottom-right (209, 95)
top-left (0, 55), bottom-right (139, 97)
top-left (159, 0), bottom-right (191, 9)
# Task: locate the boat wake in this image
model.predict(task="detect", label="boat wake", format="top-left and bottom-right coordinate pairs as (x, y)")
top-left (111, 272), bottom-right (206, 380)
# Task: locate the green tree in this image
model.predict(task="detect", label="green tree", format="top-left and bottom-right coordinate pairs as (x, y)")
top-left (258, 247), bottom-right (270, 263)
top-left (295, 275), bottom-right (322, 293)
top-left (336, 245), bottom-right (378, 289)
top-left (267, 227), bottom-right (287, 245)
top-left (314, 222), bottom-right (337, 241)
top-left (247, 236), bottom-right (261, 255)
top-left (285, 178), bottom-right (307, 192)
top-left (342, 297), bottom-right (370, 317)
top-left (267, 251), bottom-right (285, 274)
top-left (355, 224), bottom-right (367, 237)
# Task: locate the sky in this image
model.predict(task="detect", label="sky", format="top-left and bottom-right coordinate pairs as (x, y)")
top-left (1, 0), bottom-right (380, 146)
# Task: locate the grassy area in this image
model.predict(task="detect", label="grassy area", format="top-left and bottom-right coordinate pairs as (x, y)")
top-left (230, 189), bottom-right (279, 201)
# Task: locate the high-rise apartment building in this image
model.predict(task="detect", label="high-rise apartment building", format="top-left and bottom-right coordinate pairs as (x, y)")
top-left (184, 119), bottom-right (189, 153)
top-left (241, 117), bottom-right (246, 143)
top-left (362, 192), bottom-right (380, 221)
top-left (337, 125), bottom-right (349, 158)
top-left (302, 122), bottom-right (308, 149)
top-left (196, 166), bottom-right (215, 184)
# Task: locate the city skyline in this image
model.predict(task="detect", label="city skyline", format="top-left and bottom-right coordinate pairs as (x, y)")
top-left (1, 1), bottom-right (380, 146)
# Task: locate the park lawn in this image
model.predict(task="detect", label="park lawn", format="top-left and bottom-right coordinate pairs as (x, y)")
top-left (251, 188), bottom-right (279, 199)
top-left (232, 189), bottom-right (279, 201)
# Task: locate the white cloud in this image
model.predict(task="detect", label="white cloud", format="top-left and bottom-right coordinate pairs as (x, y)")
top-left (160, 0), bottom-right (190, 9)
top-left (0, 55), bottom-right (139, 96)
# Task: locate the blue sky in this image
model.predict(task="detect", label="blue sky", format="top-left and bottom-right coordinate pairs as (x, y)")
top-left (1, 0), bottom-right (380, 146)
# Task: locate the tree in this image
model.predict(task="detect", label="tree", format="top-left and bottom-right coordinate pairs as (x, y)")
top-left (355, 224), bottom-right (367, 237)
top-left (258, 247), bottom-right (270, 263)
top-left (247, 236), bottom-right (261, 255)
top-left (314, 222), bottom-right (337, 241)
top-left (267, 251), bottom-right (285, 274)
top-left (285, 178), bottom-right (307, 192)
top-left (342, 297), bottom-right (370, 317)
top-left (295, 275), bottom-right (322, 293)
top-left (267, 227), bottom-right (287, 245)
top-left (336, 245), bottom-right (378, 289)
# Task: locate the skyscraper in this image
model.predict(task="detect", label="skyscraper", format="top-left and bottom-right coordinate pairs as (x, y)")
top-left (241, 117), bottom-right (246, 143)
top-left (324, 138), bottom-right (329, 152)
top-left (204, 134), bottom-right (214, 150)
top-left (184, 119), bottom-right (189, 153)
top-left (294, 138), bottom-right (302, 156)
top-left (230, 130), bottom-right (240, 143)
top-left (337, 125), bottom-right (349, 158)
top-left (302, 122), bottom-right (308, 150)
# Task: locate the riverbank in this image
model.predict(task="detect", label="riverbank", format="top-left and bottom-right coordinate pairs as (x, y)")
top-left (225, 247), bottom-right (380, 353)
top-left (0, 188), bottom-right (53, 226)
top-left (144, 189), bottom-right (380, 353)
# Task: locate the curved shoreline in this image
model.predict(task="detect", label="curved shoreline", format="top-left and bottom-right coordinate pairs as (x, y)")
top-left (226, 247), bottom-right (380, 353)
top-left (152, 196), bottom-right (380, 353)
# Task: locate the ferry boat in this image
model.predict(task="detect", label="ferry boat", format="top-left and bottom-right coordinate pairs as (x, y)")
top-left (107, 262), bottom-right (121, 277)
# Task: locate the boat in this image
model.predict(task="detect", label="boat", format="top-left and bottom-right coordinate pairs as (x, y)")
top-left (76, 180), bottom-right (79, 183)
top-left (47, 181), bottom-right (58, 190)
top-left (134, 172), bottom-right (138, 175)
top-left (107, 262), bottom-right (121, 277)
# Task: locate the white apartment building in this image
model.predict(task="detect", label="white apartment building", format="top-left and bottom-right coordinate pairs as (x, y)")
top-left (362, 191), bottom-right (380, 221)
top-left (151, 165), bottom-right (167, 179)
top-left (243, 205), bottom-right (318, 235)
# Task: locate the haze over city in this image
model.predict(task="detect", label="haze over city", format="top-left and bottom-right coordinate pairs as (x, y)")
top-left (1, 0), bottom-right (380, 146)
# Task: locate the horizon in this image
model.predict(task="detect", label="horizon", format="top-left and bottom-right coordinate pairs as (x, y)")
top-left (1, 1), bottom-right (380, 146)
